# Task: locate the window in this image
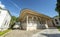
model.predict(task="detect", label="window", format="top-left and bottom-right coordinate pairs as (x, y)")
top-left (55, 19), bottom-right (57, 21)
top-left (4, 20), bottom-right (7, 25)
top-left (59, 18), bottom-right (60, 21)
top-left (56, 22), bottom-right (59, 24)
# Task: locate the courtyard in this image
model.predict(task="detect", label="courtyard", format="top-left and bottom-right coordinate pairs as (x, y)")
top-left (2, 28), bottom-right (60, 37)
top-left (3, 29), bottom-right (41, 37)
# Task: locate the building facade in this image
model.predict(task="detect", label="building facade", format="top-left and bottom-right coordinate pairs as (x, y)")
top-left (0, 9), bottom-right (11, 31)
top-left (19, 9), bottom-right (54, 31)
top-left (53, 16), bottom-right (60, 26)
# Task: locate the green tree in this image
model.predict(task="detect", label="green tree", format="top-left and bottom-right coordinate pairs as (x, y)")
top-left (10, 16), bottom-right (17, 28)
top-left (16, 17), bottom-right (19, 22)
top-left (55, 0), bottom-right (60, 17)
top-left (0, 7), bottom-right (2, 9)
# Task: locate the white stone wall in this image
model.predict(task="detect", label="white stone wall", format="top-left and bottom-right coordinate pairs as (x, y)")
top-left (27, 22), bottom-right (37, 31)
top-left (0, 9), bottom-right (11, 31)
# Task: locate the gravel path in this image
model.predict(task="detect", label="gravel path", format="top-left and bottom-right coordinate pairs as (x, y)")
top-left (32, 29), bottom-right (60, 37)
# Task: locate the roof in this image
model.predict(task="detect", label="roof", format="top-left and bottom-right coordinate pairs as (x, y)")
top-left (53, 15), bottom-right (60, 19)
top-left (0, 8), bottom-right (11, 16)
top-left (19, 9), bottom-right (52, 21)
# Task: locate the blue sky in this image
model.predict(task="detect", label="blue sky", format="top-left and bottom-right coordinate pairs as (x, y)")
top-left (0, 0), bottom-right (58, 17)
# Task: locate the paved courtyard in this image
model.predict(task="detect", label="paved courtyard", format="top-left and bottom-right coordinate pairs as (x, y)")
top-left (3, 28), bottom-right (60, 37)
top-left (32, 29), bottom-right (60, 37)
top-left (4, 29), bottom-right (41, 37)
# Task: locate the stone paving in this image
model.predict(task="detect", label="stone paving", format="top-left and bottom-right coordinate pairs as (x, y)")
top-left (32, 29), bottom-right (60, 37)
top-left (2, 28), bottom-right (60, 37)
top-left (4, 29), bottom-right (41, 37)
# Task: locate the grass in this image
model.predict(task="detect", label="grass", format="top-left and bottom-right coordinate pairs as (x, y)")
top-left (0, 29), bottom-right (11, 36)
top-left (57, 26), bottom-right (60, 31)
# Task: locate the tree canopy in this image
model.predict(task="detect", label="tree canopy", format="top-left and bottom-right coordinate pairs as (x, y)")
top-left (0, 7), bottom-right (2, 9)
top-left (10, 16), bottom-right (17, 28)
top-left (10, 16), bottom-right (20, 28)
top-left (10, 16), bottom-right (17, 25)
top-left (55, 0), bottom-right (60, 17)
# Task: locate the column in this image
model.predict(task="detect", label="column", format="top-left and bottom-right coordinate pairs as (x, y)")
top-left (45, 20), bottom-right (48, 29)
top-left (32, 16), bottom-right (33, 23)
top-left (27, 16), bottom-right (28, 26)
top-left (27, 16), bottom-right (28, 31)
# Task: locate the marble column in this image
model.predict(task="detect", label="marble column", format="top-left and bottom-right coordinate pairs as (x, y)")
top-left (45, 20), bottom-right (48, 29)
top-left (27, 16), bottom-right (28, 31)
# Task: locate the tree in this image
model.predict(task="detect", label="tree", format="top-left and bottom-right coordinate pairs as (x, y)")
top-left (0, 7), bottom-right (2, 9)
top-left (16, 17), bottom-right (19, 22)
top-left (10, 16), bottom-right (17, 28)
top-left (55, 0), bottom-right (60, 17)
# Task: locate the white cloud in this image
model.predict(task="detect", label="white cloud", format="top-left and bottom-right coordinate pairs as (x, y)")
top-left (0, 1), bottom-right (5, 9)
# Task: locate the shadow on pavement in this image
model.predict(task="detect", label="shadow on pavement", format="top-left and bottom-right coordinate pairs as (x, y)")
top-left (41, 33), bottom-right (60, 37)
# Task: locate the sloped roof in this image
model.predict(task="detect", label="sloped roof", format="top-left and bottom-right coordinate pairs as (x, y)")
top-left (19, 9), bottom-right (52, 21)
